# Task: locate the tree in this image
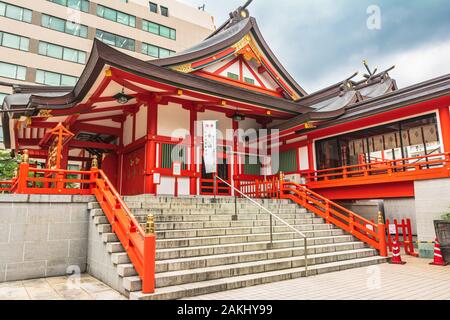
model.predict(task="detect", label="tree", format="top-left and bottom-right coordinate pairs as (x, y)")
top-left (0, 150), bottom-right (19, 180)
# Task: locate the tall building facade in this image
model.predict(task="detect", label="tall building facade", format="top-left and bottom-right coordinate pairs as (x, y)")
top-left (0, 0), bottom-right (214, 148)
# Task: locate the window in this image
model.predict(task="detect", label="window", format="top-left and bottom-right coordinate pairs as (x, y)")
top-left (315, 113), bottom-right (441, 170)
top-left (160, 6), bottom-right (168, 17)
top-left (141, 42), bottom-right (174, 58)
top-left (244, 77), bottom-right (255, 85)
top-left (41, 14), bottom-right (88, 38)
top-left (276, 149), bottom-right (298, 174)
top-left (227, 72), bottom-right (239, 81)
top-left (0, 32), bottom-right (29, 51)
top-left (38, 41), bottom-right (87, 64)
top-left (36, 70), bottom-right (78, 86)
top-left (244, 156), bottom-right (262, 175)
top-left (142, 20), bottom-right (176, 40)
top-left (161, 144), bottom-right (186, 169)
top-left (0, 1), bottom-right (32, 23)
top-left (0, 92), bottom-right (7, 104)
top-left (95, 30), bottom-right (135, 51)
top-left (149, 2), bottom-right (158, 13)
top-left (47, 0), bottom-right (90, 13)
top-left (0, 62), bottom-right (26, 80)
top-left (96, 5), bottom-right (136, 27)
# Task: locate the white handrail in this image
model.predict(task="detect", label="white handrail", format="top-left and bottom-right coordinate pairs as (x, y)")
top-left (215, 175), bottom-right (309, 275)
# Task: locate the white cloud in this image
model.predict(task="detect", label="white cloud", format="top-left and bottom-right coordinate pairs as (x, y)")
top-left (303, 39), bottom-right (450, 92)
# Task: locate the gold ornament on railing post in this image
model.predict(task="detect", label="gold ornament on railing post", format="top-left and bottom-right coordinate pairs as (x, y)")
top-left (377, 211), bottom-right (384, 225)
top-left (91, 155), bottom-right (98, 169)
top-left (22, 149), bottom-right (29, 164)
top-left (145, 214), bottom-right (155, 235)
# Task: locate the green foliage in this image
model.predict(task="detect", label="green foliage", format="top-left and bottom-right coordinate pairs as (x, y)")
top-left (0, 150), bottom-right (19, 180)
top-left (442, 212), bottom-right (450, 221)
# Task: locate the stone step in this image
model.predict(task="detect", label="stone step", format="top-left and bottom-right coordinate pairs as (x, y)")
top-left (141, 212), bottom-right (316, 223)
top-left (107, 242), bottom-right (125, 253)
top-left (117, 263), bottom-right (138, 277)
top-left (156, 229), bottom-right (345, 249)
top-left (156, 235), bottom-right (356, 260)
top-left (94, 216), bottom-right (109, 225)
top-left (155, 224), bottom-right (336, 240)
top-left (90, 208), bottom-right (105, 217)
top-left (97, 224), bottom-right (112, 234)
top-left (153, 217), bottom-right (325, 231)
top-left (130, 256), bottom-right (387, 300)
top-left (139, 203), bottom-right (300, 211)
top-left (124, 196), bottom-right (290, 205)
top-left (155, 241), bottom-right (367, 273)
top-left (112, 252), bottom-right (131, 265)
top-left (130, 207), bottom-right (306, 216)
top-left (102, 232), bottom-right (119, 243)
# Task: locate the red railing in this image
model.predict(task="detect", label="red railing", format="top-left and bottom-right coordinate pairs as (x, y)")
top-left (304, 153), bottom-right (450, 188)
top-left (280, 181), bottom-right (387, 256)
top-left (93, 169), bottom-right (156, 294)
top-left (3, 163), bottom-right (156, 294)
top-left (236, 175), bottom-right (387, 256)
top-left (235, 175), bottom-right (280, 198)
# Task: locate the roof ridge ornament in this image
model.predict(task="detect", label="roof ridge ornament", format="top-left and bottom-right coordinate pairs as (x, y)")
top-left (228, 0), bottom-right (253, 26)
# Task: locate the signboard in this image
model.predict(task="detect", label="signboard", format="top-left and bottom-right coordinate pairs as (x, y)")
top-left (389, 224), bottom-right (397, 235)
top-left (173, 162), bottom-right (182, 176)
top-left (203, 120), bottom-right (217, 174)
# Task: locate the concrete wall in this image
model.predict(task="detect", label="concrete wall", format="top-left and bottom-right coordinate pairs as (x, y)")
top-left (0, 194), bottom-right (93, 283)
top-left (339, 200), bottom-right (380, 222)
top-left (384, 198), bottom-right (417, 234)
top-left (86, 210), bottom-right (126, 295)
top-left (414, 178), bottom-right (450, 257)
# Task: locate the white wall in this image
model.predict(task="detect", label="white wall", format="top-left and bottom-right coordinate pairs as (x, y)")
top-left (123, 114), bottom-right (133, 146)
top-left (157, 103), bottom-right (190, 138)
top-left (299, 146), bottom-right (309, 170)
top-left (135, 106), bottom-right (147, 140)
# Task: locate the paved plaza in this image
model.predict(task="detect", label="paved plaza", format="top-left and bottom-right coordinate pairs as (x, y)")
top-left (0, 274), bottom-right (126, 300)
top-left (185, 256), bottom-right (450, 300)
top-left (1, 256), bottom-right (449, 300)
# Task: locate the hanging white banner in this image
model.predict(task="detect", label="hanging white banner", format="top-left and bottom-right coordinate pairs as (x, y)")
top-left (203, 120), bottom-right (217, 174)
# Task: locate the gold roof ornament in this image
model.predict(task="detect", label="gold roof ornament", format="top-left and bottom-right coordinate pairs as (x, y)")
top-left (171, 63), bottom-right (193, 74)
top-left (38, 109), bottom-right (52, 118)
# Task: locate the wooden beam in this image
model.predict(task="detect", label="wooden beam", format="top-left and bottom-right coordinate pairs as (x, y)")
top-left (71, 123), bottom-right (121, 136)
top-left (69, 140), bottom-right (118, 150)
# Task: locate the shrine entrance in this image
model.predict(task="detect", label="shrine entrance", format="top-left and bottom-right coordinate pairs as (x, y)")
top-left (200, 150), bottom-right (232, 196)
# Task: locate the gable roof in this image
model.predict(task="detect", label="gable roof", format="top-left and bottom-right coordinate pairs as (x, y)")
top-left (151, 16), bottom-right (308, 99)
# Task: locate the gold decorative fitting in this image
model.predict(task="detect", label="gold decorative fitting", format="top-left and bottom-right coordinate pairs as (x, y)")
top-left (22, 149), bottom-right (29, 164)
top-left (145, 214), bottom-right (155, 235)
top-left (177, 89), bottom-right (183, 96)
top-left (38, 109), bottom-right (52, 118)
top-left (171, 63), bottom-right (193, 74)
top-left (91, 155), bottom-right (98, 169)
top-left (105, 69), bottom-right (113, 77)
top-left (304, 122), bottom-right (317, 129)
top-left (377, 211), bottom-right (384, 224)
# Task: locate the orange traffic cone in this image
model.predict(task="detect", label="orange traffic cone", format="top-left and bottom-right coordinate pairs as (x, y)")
top-left (430, 238), bottom-right (448, 266)
top-left (389, 240), bottom-right (406, 265)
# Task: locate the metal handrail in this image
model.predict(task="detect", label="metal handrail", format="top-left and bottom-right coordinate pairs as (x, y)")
top-left (215, 175), bottom-right (309, 276)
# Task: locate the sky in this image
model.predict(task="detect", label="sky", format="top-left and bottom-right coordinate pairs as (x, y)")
top-left (178, 0), bottom-right (450, 93)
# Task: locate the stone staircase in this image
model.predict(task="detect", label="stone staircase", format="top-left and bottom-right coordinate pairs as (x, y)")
top-left (87, 196), bottom-right (387, 300)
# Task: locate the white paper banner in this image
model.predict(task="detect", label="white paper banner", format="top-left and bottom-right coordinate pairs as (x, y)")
top-left (203, 120), bottom-right (217, 174)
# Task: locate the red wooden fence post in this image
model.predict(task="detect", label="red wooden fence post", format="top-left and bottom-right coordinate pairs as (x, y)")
top-left (16, 163), bottom-right (30, 194)
top-left (142, 234), bottom-right (156, 294)
top-left (378, 223), bottom-right (388, 257)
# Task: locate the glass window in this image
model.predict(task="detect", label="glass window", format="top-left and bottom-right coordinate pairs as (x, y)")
top-left (160, 6), bottom-right (168, 17)
top-left (315, 113), bottom-right (441, 170)
top-left (142, 19), bottom-right (176, 40)
top-left (0, 62), bottom-right (26, 80)
top-left (36, 69), bottom-right (78, 86)
top-left (149, 2), bottom-right (158, 13)
top-left (38, 41), bottom-right (87, 64)
top-left (142, 43), bottom-right (174, 58)
top-left (48, 0), bottom-right (90, 13)
top-left (95, 30), bottom-right (135, 51)
top-left (97, 5), bottom-right (136, 27)
top-left (0, 32), bottom-right (29, 51)
top-left (159, 48), bottom-right (171, 58)
top-left (0, 1), bottom-right (32, 23)
top-left (41, 14), bottom-right (88, 38)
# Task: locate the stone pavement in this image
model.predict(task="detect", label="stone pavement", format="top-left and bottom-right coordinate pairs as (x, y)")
top-left (0, 274), bottom-right (127, 300)
top-left (184, 256), bottom-right (450, 300)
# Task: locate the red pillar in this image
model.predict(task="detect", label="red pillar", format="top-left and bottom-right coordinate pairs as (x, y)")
top-left (190, 108), bottom-right (198, 195)
top-left (232, 120), bottom-right (240, 192)
top-left (439, 106), bottom-right (450, 153)
top-left (145, 102), bottom-right (158, 195)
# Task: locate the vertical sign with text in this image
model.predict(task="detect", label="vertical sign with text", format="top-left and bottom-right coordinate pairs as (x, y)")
top-left (203, 121), bottom-right (217, 174)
